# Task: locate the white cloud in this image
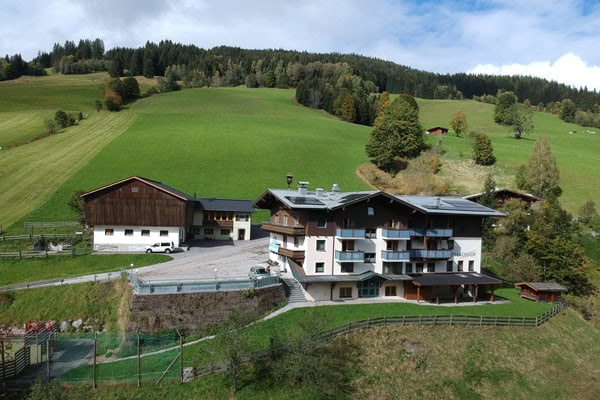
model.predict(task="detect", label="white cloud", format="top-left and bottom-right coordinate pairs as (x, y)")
top-left (469, 53), bottom-right (600, 91)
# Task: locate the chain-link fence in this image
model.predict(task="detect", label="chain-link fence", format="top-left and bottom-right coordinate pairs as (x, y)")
top-left (1, 330), bottom-right (190, 396)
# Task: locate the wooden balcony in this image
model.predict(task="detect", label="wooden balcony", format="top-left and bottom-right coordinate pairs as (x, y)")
top-left (261, 222), bottom-right (305, 236)
top-left (277, 247), bottom-right (305, 261)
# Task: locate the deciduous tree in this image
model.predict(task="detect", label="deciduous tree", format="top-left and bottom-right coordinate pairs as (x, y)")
top-left (494, 91), bottom-right (517, 125)
top-left (559, 98), bottom-right (577, 122)
top-left (522, 137), bottom-right (561, 198)
top-left (104, 89), bottom-right (122, 112)
top-left (450, 110), bottom-right (468, 137)
top-left (365, 97), bottom-right (425, 172)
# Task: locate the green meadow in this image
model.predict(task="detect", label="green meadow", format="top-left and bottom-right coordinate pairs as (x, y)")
top-left (1, 74), bottom-right (599, 234)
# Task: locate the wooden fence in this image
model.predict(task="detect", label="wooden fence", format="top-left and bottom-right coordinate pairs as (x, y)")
top-left (193, 301), bottom-right (566, 379)
top-left (0, 247), bottom-right (91, 260)
top-left (23, 221), bottom-right (81, 229)
top-left (0, 233), bottom-right (80, 242)
top-left (0, 346), bottom-right (30, 380)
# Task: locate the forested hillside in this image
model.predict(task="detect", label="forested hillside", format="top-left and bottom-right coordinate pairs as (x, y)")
top-left (4, 39), bottom-right (600, 113)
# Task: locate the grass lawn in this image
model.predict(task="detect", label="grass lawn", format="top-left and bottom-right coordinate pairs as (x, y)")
top-left (0, 253), bottom-right (170, 286)
top-left (13, 87), bottom-right (371, 229)
top-left (418, 99), bottom-right (600, 211)
top-left (61, 287), bottom-right (553, 384)
top-left (0, 281), bottom-right (122, 330)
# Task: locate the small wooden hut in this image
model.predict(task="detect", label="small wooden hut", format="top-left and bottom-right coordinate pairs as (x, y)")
top-left (514, 282), bottom-right (567, 303)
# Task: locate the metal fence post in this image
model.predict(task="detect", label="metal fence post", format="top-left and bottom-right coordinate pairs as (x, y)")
top-left (93, 332), bottom-right (97, 389)
top-left (179, 330), bottom-right (184, 384)
top-left (137, 332), bottom-right (141, 387)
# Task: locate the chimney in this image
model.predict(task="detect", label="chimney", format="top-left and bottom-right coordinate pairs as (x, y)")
top-left (316, 188), bottom-right (324, 197)
top-left (434, 196), bottom-right (441, 208)
top-left (298, 181), bottom-right (309, 196)
top-left (331, 183), bottom-right (340, 194)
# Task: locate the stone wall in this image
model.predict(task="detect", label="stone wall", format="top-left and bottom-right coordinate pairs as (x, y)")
top-left (127, 284), bottom-right (286, 333)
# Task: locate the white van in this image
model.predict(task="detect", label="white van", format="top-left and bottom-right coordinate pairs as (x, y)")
top-left (145, 242), bottom-right (174, 253)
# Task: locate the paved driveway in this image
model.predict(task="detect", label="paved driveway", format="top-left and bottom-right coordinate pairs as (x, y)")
top-left (134, 237), bottom-right (271, 281)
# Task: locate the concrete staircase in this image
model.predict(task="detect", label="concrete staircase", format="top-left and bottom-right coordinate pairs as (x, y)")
top-left (281, 277), bottom-right (308, 303)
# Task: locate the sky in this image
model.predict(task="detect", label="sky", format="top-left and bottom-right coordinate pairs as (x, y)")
top-left (2, 0), bottom-right (600, 90)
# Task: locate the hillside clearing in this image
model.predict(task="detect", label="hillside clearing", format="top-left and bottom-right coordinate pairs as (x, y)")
top-left (0, 111), bottom-right (137, 231)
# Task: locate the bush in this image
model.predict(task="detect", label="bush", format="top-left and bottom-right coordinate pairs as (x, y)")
top-left (472, 133), bottom-right (496, 165)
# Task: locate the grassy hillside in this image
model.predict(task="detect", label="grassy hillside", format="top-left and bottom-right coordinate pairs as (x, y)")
top-left (418, 99), bottom-right (600, 211)
top-left (16, 87), bottom-right (372, 228)
top-left (2, 76), bottom-right (599, 230)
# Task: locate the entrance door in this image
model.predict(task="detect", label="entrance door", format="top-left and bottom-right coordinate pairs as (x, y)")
top-left (358, 277), bottom-right (380, 298)
top-left (237, 229), bottom-right (246, 240)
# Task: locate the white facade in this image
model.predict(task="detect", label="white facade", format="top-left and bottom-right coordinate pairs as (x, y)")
top-left (192, 211), bottom-right (252, 241)
top-left (93, 225), bottom-right (182, 252)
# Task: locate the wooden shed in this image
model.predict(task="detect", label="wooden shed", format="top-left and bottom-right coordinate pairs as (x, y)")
top-left (514, 282), bottom-right (568, 303)
top-left (426, 126), bottom-right (449, 135)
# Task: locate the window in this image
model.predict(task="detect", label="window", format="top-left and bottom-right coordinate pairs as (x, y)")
top-left (316, 240), bottom-right (326, 251)
top-left (141, 229), bottom-right (150, 237)
top-left (160, 230), bottom-right (168, 237)
top-left (339, 287), bottom-right (352, 298)
top-left (406, 263), bottom-right (413, 273)
top-left (204, 228), bottom-right (214, 235)
top-left (416, 263), bottom-right (424, 273)
top-left (385, 286), bottom-right (397, 296)
top-left (282, 215), bottom-right (288, 226)
top-left (427, 262), bottom-right (435, 273)
top-left (458, 260), bottom-right (464, 272)
top-left (367, 207), bottom-right (375, 216)
top-left (131, 186), bottom-right (139, 193)
top-left (341, 263), bottom-right (354, 273)
top-left (342, 240), bottom-right (355, 251)
top-left (293, 215), bottom-right (299, 225)
top-left (273, 215), bottom-right (279, 224)
top-left (468, 260), bottom-right (475, 272)
top-left (364, 253), bottom-right (376, 263)
top-left (104, 229), bottom-right (114, 236)
top-left (124, 229), bottom-right (133, 236)
top-left (365, 228), bottom-right (376, 238)
top-left (220, 229), bottom-right (231, 236)
top-left (383, 262), bottom-right (402, 274)
top-left (446, 261), bottom-right (453, 272)
top-left (317, 216), bottom-right (327, 228)
top-left (235, 214), bottom-right (249, 221)
top-left (315, 262), bottom-right (324, 273)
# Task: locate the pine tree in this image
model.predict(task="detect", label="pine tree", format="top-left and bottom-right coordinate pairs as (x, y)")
top-left (472, 133), bottom-right (496, 165)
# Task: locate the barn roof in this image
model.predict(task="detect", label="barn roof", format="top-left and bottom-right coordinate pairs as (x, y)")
top-left (80, 176), bottom-right (194, 202)
top-left (514, 282), bottom-right (568, 292)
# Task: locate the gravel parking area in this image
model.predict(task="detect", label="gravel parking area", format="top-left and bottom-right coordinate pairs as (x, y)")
top-left (134, 237), bottom-right (271, 281)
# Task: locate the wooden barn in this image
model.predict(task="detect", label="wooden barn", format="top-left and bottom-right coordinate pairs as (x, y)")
top-left (426, 126), bottom-right (449, 135)
top-left (464, 188), bottom-right (542, 209)
top-left (82, 176), bottom-right (195, 251)
top-left (514, 282), bottom-right (568, 303)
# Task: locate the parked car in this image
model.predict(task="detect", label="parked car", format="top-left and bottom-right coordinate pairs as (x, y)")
top-left (248, 265), bottom-right (270, 280)
top-left (145, 242), bottom-right (174, 253)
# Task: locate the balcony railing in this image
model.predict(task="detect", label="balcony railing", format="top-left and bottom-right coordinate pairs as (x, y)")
top-left (335, 250), bottom-right (364, 262)
top-left (410, 249), bottom-right (452, 259)
top-left (410, 228), bottom-right (453, 237)
top-left (261, 222), bottom-right (305, 236)
top-left (381, 250), bottom-right (410, 262)
top-left (382, 229), bottom-right (411, 239)
top-left (278, 247), bottom-right (305, 260)
top-left (336, 228), bottom-right (366, 238)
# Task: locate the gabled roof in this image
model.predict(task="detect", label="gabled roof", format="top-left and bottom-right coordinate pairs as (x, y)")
top-left (464, 188), bottom-right (542, 204)
top-left (426, 126), bottom-right (448, 132)
top-left (80, 176), bottom-right (195, 202)
top-left (395, 196), bottom-right (505, 217)
top-left (254, 188), bottom-right (504, 217)
top-left (196, 198), bottom-right (255, 213)
top-left (514, 282), bottom-right (568, 292)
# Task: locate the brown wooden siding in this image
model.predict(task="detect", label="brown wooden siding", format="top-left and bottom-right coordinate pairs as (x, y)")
top-left (84, 180), bottom-right (190, 227)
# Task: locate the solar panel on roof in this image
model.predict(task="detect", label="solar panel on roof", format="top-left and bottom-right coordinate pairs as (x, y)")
top-left (285, 196), bottom-right (325, 205)
top-left (340, 193), bottom-right (369, 202)
top-left (422, 198), bottom-right (490, 212)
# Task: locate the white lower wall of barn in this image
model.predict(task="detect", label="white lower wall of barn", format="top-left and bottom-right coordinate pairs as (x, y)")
top-left (93, 226), bottom-right (183, 252)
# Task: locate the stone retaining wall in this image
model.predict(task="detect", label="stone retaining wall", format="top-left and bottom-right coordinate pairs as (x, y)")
top-left (127, 284), bottom-right (286, 333)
